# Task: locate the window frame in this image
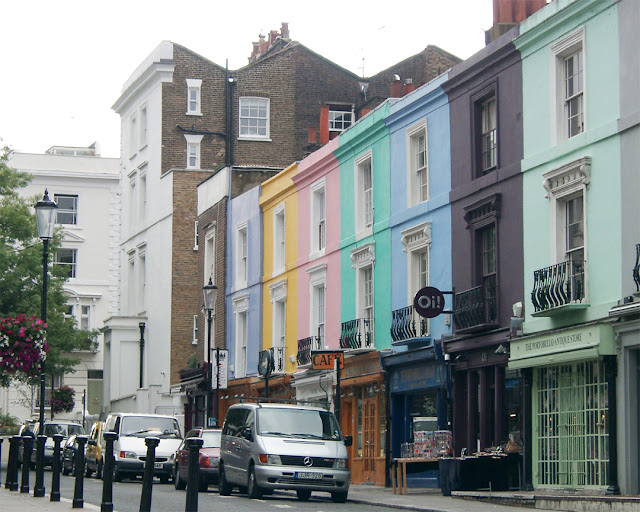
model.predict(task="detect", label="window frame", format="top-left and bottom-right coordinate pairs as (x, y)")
top-left (406, 120), bottom-right (428, 206)
top-left (401, 222), bottom-right (432, 305)
top-left (269, 279), bottom-right (287, 352)
top-left (471, 82), bottom-right (498, 177)
top-left (239, 96), bottom-right (270, 140)
top-left (236, 223), bottom-right (248, 287)
top-left (233, 295), bottom-right (249, 378)
top-left (184, 134), bottom-right (204, 169)
top-left (204, 225), bottom-right (216, 286)
top-left (307, 264), bottom-right (327, 347)
top-left (54, 194), bottom-right (78, 225)
top-left (273, 204), bottom-right (286, 276)
top-left (129, 112), bottom-right (137, 158)
top-left (54, 248), bottom-right (78, 279)
top-left (137, 244), bottom-right (146, 314)
top-left (186, 79), bottom-right (202, 116)
top-left (350, 243), bottom-right (375, 346)
top-left (139, 105), bottom-right (148, 149)
top-left (354, 150), bottom-right (374, 239)
top-left (310, 179), bottom-right (326, 258)
top-left (328, 107), bottom-right (354, 133)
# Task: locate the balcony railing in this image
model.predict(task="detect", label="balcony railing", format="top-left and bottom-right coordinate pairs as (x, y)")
top-left (390, 305), bottom-right (428, 343)
top-left (340, 318), bottom-right (374, 351)
top-left (454, 275), bottom-right (497, 332)
top-left (297, 336), bottom-right (324, 366)
top-left (531, 259), bottom-right (586, 314)
top-left (634, 244), bottom-right (640, 292)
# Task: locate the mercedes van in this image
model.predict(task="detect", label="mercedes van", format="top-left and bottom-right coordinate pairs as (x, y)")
top-left (219, 403), bottom-right (351, 502)
top-left (104, 412), bottom-right (182, 483)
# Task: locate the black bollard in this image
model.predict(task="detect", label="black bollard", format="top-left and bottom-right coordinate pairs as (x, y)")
top-left (20, 435), bottom-right (34, 493)
top-left (34, 434), bottom-right (46, 497)
top-left (72, 435), bottom-right (88, 508)
top-left (6, 435), bottom-right (19, 490)
top-left (101, 431), bottom-right (118, 512)
top-left (139, 437), bottom-right (160, 512)
top-left (0, 437), bottom-right (3, 483)
top-left (51, 434), bottom-right (63, 501)
top-left (185, 437), bottom-right (203, 512)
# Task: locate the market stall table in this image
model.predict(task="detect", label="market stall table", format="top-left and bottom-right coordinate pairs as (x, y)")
top-left (392, 457), bottom-right (440, 495)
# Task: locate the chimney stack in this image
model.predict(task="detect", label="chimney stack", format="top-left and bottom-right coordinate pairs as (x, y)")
top-left (485, 0), bottom-right (548, 44)
top-left (403, 78), bottom-right (415, 96)
top-left (390, 75), bottom-right (402, 98)
top-left (281, 22), bottom-right (289, 40)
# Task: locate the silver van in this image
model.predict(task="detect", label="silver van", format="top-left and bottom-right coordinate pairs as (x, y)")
top-left (104, 412), bottom-right (182, 483)
top-left (219, 402), bottom-right (352, 502)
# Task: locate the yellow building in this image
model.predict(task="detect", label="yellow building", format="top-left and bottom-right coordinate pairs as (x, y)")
top-left (259, 163), bottom-right (299, 396)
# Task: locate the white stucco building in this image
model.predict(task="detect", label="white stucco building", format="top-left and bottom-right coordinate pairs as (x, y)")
top-left (0, 144), bottom-right (119, 427)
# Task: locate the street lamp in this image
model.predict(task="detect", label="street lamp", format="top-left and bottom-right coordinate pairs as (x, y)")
top-left (34, 189), bottom-right (57, 498)
top-left (203, 278), bottom-right (218, 427)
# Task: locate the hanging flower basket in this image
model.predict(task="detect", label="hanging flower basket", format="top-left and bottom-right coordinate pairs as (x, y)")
top-left (0, 314), bottom-right (48, 381)
top-left (52, 385), bottom-right (75, 414)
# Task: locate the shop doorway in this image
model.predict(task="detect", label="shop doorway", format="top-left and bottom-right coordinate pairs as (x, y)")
top-left (362, 397), bottom-right (377, 482)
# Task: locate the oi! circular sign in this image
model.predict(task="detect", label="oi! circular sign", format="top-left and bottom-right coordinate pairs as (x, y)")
top-left (413, 286), bottom-right (446, 318)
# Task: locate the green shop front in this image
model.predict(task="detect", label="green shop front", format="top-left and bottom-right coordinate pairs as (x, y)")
top-left (509, 323), bottom-right (618, 491)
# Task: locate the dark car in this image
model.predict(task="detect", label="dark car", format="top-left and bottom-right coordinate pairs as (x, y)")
top-left (61, 434), bottom-right (86, 475)
top-left (173, 429), bottom-right (221, 492)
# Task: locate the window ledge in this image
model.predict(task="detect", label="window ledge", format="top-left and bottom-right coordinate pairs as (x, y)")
top-left (309, 249), bottom-right (326, 261)
top-left (532, 302), bottom-right (590, 317)
top-left (238, 136), bottom-right (272, 142)
top-left (186, 112), bottom-right (202, 117)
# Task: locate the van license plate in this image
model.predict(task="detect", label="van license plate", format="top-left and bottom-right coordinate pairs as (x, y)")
top-left (154, 462), bottom-right (163, 470)
top-left (295, 471), bottom-right (323, 480)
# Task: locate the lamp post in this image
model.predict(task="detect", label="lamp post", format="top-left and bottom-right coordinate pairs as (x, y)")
top-left (203, 278), bottom-right (218, 427)
top-left (34, 189), bottom-right (57, 498)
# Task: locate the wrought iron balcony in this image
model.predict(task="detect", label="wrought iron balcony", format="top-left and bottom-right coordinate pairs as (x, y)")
top-left (297, 336), bottom-right (323, 366)
top-left (340, 318), bottom-right (374, 351)
top-left (454, 275), bottom-right (498, 333)
top-left (390, 305), bottom-right (428, 343)
top-left (531, 259), bottom-right (586, 315)
top-left (634, 244), bottom-right (640, 292)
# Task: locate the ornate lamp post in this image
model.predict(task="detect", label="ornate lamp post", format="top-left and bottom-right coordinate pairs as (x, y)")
top-left (34, 189), bottom-right (57, 498)
top-left (203, 278), bottom-right (218, 427)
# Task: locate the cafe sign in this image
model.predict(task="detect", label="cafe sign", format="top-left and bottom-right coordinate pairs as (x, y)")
top-left (311, 351), bottom-right (344, 370)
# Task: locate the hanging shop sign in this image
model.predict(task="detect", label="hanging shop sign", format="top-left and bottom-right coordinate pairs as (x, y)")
top-left (311, 351), bottom-right (344, 370)
top-left (212, 349), bottom-right (229, 389)
top-left (414, 286), bottom-right (448, 318)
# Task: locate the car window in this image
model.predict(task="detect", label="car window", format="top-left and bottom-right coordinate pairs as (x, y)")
top-left (223, 408), bottom-right (249, 437)
top-left (120, 416), bottom-right (181, 438)
top-left (201, 431), bottom-right (221, 448)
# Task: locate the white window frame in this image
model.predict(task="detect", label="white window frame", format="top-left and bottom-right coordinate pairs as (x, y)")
top-left (354, 150), bottom-right (374, 240)
top-left (406, 120), bottom-right (428, 206)
top-left (543, 157), bottom-right (590, 300)
top-left (128, 170), bottom-right (137, 231)
top-left (129, 112), bottom-right (137, 158)
top-left (192, 315), bottom-right (198, 345)
top-left (329, 108), bottom-right (354, 133)
top-left (139, 105), bottom-right (148, 149)
top-left (551, 27), bottom-right (586, 143)
top-left (269, 280), bottom-right (287, 352)
top-left (239, 96), bottom-right (270, 140)
top-left (185, 134), bottom-right (204, 169)
top-left (137, 244), bottom-right (146, 314)
top-left (186, 79), bottom-right (202, 116)
top-left (54, 194), bottom-right (78, 225)
top-left (481, 97), bottom-right (497, 172)
top-left (401, 222), bottom-right (432, 305)
top-left (232, 295), bottom-right (249, 378)
top-left (80, 304), bottom-right (91, 331)
top-left (273, 204), bottom-right (286, 276)
top-left (193, 221), bottom-right (199, 251)
top-left (307, 264), bottom-right (327, 348)
top-left (351, 242), bottom-right (375, 346)
top-left (139, 166), bottom-right (147, 224)
top-left (237, 223), bottom-right (248, 288)
top-left (127, 249), bottom-right (136, 314)
top-left (310, 179), bottom-right (326, 258)
top-left (204, 224), bottom-right (216, 285)
top-left (54, 248), bottom-right (78, 279)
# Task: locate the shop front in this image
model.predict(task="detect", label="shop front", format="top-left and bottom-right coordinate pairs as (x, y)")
top-left (180, 366), bottom-right (208, 432)
top-left (291, 369), bottom-right (334, 409)
top-left (509, 323), bottom-right (617, 490)
top-left (339, 351), bottom-right (386, 485)
top-left (382, 345), bottom-right (450, 488)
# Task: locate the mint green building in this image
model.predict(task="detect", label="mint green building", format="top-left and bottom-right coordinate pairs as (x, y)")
top-left (511, 0), bottom-right (621, 491)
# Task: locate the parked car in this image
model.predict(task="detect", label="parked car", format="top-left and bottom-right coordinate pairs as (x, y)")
top-left (219, 403), bottom-right (351, 503)
top-left (104, 412), bottom-right (182, 483)
top-left (61, 434), bottom-right (86, 476)
top-left (31, 421), bottom-right (85, 467)
top-left (173, 428), bottom-right (221, 492)
top-left (85, 421), bottom-right (105, 478)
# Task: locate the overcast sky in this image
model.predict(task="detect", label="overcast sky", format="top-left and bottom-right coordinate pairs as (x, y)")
top-left (1, 0), bottom-right (493, 159)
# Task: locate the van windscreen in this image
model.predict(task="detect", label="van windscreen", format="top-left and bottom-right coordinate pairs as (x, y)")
top-left (121, 416), bottom-right (181, 438)
top-left (257, 409), bottom-right (341, 440)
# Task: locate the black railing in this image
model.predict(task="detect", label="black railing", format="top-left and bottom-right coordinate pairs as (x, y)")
top-left (390, 306), bottom-right (428, 342)
top-left (454, 275), bottom-right (497, 331)
top-left (340, 318), bottom-right (374, 350)
top-left (634, 244), bottom-right (640, 292)
top-left (531, 259), bottom-right (585, 313)
top-left (297, 336), bottom-right (323, 366)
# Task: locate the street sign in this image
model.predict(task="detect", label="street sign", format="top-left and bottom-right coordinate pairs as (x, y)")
top-left (311, 351), bottom-right (344, 370)
top-left (212, 349), bottom-right (228, 389)
top-left (414, 286), bottom-right (446, 318)
top-left (258, 349), bottom-right (273, 378)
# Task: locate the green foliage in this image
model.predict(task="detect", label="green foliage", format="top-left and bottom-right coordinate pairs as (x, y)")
top-left (0, 146), bottom-right (98, 385)
top-left (187, 353), bottom-right (199, 369)
top-left (0, 411), bottom-right (20, 435)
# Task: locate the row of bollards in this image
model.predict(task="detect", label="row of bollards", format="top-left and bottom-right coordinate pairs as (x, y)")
top-left (3, 432), bottom-right (207, 512)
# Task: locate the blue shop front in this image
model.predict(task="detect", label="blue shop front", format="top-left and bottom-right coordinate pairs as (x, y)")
top-left (382, 343), bottom-right (451, 488)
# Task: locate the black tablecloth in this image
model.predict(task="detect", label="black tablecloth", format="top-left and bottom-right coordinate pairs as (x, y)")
top-left (439, 456), bottom-right (511, 496)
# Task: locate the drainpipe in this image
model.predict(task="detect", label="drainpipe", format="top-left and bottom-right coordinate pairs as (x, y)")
top-left (605, 355), bottom-right (620, 494)
top-left (139, 322), bottom-right (145, 389)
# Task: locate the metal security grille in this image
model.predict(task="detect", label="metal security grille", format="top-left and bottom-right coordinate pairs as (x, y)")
top-left (535, 361), bottom-right (608, 487)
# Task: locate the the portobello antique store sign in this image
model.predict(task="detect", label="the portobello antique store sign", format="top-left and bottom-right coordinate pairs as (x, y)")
top-left (509, 323), bottom-right (615, 369)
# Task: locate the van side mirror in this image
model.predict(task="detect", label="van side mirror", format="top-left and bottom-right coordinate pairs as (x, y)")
top-left (344, 435), bottom-right (353, 447)
top-left (242, 427), bottom-right (253, 441)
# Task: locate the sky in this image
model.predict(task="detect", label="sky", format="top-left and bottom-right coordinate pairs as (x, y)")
top-left (1, 0), bottom-right (494, 159)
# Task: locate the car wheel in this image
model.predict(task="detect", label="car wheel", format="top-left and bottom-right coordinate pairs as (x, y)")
top-left (218, 464), bottom-right (232, 496)
top-left (174, 463), bottom-right (187, 490)
top-left (331, 491), bottom-right (348, 503)
top-left (296, 489), bottom-right (312, 501)
top-left (247, 465), bottom-right (263, 499)
top-left (97, 459), bottom-right (103, 480)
